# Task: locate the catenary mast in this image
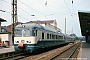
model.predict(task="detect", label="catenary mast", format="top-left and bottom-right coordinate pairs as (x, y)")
top-left (12, 0), bottom-right (18, 44)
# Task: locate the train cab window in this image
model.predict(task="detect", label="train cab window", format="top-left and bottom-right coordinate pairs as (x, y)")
top-left (34, 30), bottom-right (37, 36)
top-left (15, 28), bottom-right (30, 37)
top-left (36, 30), bottom-right (37, 36)
top-left (15, 29), bottom-right (22, 37)
top-left (47, 34), bottom-right (49, 39)
top-left (42, 32), bottom-right (44, 39)
top-left (23, 29), bottom-right (30, 37)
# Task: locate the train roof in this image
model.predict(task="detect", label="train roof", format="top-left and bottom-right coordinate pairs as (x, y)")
top-left (16, 23), bottom-right (56, 32)
top-left (64, 34), bottom-right (73, 38)
top-left (16, 23), bottom-right (41, 28)
top-left (15, 23), bottom-right (64, 36)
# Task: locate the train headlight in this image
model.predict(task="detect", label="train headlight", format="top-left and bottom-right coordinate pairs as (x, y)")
top-left (27, 40), bottom-right (31, 43)
top-left (21, 40), bottom-right (25, 43)
top-left (15, 41), bottom-right (19, 43)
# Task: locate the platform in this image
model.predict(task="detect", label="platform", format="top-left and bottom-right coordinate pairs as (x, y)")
top-left (0, 46), bottom-right (14, 54)
top-left (78, 41), bottom-right (90, 60)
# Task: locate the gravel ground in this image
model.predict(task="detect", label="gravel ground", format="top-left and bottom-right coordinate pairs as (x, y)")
top-left (21, 43), bottom-right (75, 60)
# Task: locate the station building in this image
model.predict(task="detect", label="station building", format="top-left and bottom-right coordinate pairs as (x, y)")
top-left (0, 18), bottom-right (11, 47)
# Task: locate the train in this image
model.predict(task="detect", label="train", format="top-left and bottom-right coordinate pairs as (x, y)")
top-left (14, 23), bottom-right (74, 53)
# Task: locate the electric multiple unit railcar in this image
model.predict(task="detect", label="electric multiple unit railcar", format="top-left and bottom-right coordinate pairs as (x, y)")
top-left (14, 23), bottom-right (74, 53)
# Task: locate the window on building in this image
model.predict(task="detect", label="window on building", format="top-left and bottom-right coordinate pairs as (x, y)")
top-left (1, 29), bottom-right (6, 32)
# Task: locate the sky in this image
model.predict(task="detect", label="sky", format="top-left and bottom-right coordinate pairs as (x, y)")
top-left (0, 0), bottom-right (90, 36)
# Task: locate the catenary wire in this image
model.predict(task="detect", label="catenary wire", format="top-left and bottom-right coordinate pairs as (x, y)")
top-left (64, 0), bottom-right (72, 16)
top-left (1, 0), bottom-right (33, 21)
top-left (1, 0), bottom-right (49, 20)
top-left (18, 0), bottom-right (48, 19)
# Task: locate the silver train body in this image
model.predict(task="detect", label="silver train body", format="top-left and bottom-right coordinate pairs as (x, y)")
top-left (14, 23), bottom-right (74, 53)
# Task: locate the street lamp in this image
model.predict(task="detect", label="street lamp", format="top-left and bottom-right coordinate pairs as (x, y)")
top-left (31, 15), bottom-right (35, 16)
top-left (31, 15), bottom-right (37, 20)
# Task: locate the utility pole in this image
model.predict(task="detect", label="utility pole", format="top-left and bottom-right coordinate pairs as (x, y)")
top-left (65, 18), bottom-right (66, 34)
top-left (12, 0), bottom-right (17, 45)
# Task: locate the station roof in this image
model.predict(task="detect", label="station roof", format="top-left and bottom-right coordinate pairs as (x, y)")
top-left (78, 10), bottom-right (90, 36)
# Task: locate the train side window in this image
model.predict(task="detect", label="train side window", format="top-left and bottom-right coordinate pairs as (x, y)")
top-left (59, 36), bottom-right (63, 39)
top-left (57, 35), bottom-right (59, 39)
top-left (42, 32), bottom-right (44, 39)
top-left (54, 35), bottom-right (55, 39)
top-left (50, 34), bottom-right (51, 39)
top-left (56, 35), bottom-right (57, 39)
top-left (52, 34), bottom-right (54, 39)
top-left (47, 34), bottom-right (49, 39)
top-left (58, 36), bottom-right (60, 39)
top-left (54, 35), bottom-right (56, 39)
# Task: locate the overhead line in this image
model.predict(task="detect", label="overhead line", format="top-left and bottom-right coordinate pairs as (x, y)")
top-left (18, 6), bottom-right (31, 16)
top-left (1, 0), bottom-right (10, 4)
top-left (64, 0), bottom-right (72, 16)
top-left (18, 0), bottom-right (48, 19)
top-left (17, 15), bottom-right (30, 21)
top-left (1, 0), bottom-right (31, 21)
top-left (2, 0), bottom-right (49, 19)
top-left (1, 10), bottom-right (30, 21)
top-left (2, 0), bottom-right (31, 17)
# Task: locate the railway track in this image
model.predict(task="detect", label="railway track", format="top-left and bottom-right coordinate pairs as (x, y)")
top-left (0, 42), bottom-right (81, 60)
top-left (0, 52), bottom-right (28, 60)
top-left (21, 42), bottom-right (81, 60)
top-left (50, 42), bottom-right (81, 60)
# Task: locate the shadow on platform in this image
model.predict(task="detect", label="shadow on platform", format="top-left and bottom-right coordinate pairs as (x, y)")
top-left (82, 41), bottom-right (90, 48)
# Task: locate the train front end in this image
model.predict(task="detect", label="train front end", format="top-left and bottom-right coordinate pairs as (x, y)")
top-left (14, 27), bottom-right (38, 53)
top-left (14, 37), bottom-right (38, 53)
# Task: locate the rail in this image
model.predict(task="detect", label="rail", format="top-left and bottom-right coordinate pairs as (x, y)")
top-left (0, 52), bottom-right (14, 60)
top-left (50, 42), bottom-right (81, 60)
top-left (20, 42), bottom-right (80, 60)
top-left (0, 51), bottom-right (26, 60)
top-left (0, 42), bottom-right (81, 60)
